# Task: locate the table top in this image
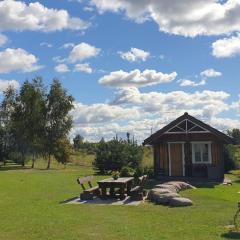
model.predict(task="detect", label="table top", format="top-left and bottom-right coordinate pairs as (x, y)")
top-left (98, 177), bottom-right (134, 184)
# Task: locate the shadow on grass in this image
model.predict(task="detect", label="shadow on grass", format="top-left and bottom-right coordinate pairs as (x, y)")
top-left (0, 165), bottom-right (30, 171)
top-left (221, 232), bottom-right (240, 239)
top-left (59, 196), bottom-right (79, 204)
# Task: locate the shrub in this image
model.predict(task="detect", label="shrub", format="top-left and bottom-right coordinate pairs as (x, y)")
top-left (133, 166), bottom-right (155, 179)
top-left (143, 167), bottom-right (154, 179)
top-left (224, 144), bottom-right (239, 172)
top-left (93, 138), bottom-right (143, 174)
top-left (120, 166), bottom-right (135, 177)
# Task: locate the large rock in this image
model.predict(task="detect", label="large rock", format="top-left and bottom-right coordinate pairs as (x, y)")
top-left (164, 182), bottom-right (182, 192)
top-left (147, 188), bottom-right (172, 201)
top-left (165, 181), bottom-right (196, 191)
top-left (155, 184), bottom-right (178, 193)
top-left (169, 197), bottom-right (193, 207)
top-left (154, 193), bottom-right (180, 205)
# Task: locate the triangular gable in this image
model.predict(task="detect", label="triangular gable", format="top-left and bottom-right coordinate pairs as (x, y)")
top-left (143, 112), bottom-right (233, 145)
top-left (166, 119), bottom-right (209, 134)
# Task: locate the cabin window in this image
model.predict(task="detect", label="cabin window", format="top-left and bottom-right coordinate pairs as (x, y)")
top-left (191, 142), bottom-right (212, 164)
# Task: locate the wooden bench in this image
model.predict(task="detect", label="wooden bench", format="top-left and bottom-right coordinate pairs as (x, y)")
top-left (129, 175), bottom-right (148, 201)
top-left (77, 176), bottom-right (100, 200)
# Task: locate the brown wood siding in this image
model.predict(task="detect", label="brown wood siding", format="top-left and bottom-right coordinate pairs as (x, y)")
top-left (170, 143), bottom-right (183, 176)
top-left (211, 142), bottom-right (221, 167)
top-left (184, 142), bottom-right (192, 177)
top-left (154, 143), bottom-right (169, 175)
top-left (153, 145), bottom-right (159, 176)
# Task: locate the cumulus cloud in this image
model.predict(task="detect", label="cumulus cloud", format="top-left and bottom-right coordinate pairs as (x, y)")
top-left (178, 69), bottom-right (222, 87)
top-left (0, 0), bottom-right (89, 32)
top-left (0, 33), bottom-right (8, 47)
top-left (40, 42), bottom-right (52, 48)
top-left (178, 79), bottom-right (206, 87)
top-left (119, 47), bottom-right (150, 62)
top-left (212, 35), bottom-right (240, 58)
top-left (111, 87), bottom-right (230, 118)
top-left (55, 64), bottom-right (70, 73)
top-left (71, 102), bottom-right (141, 124)
top-left (90, 0), bottom-right (240, 37)
top-left (68, 42), bottom-right (100, 63)
top-left (52, 56), bottom-right (66, 63)
top-left (74, 63), bottom-right (93, 73)
top-left (99, 69), bottom-right (177, 88)
top-left (0, 79), bottom-right (20, 92)
top-left (61, 43), bottom-right (75, 49)
top-left (0, 48), bottom-right (42, 73)
top-left (200, 68), bottom-right (222, 78)
top-left (69, 87), bottom-right (239, 142)
top-left (208, 117), bottom-right (240, 132)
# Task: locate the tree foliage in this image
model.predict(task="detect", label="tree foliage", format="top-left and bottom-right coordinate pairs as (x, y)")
top-left (0, 86), bottom-right (16, 163)
top-left (227, 129), bottom-right (240, 144)
top-left (73, 134), bottom-right (84, 150)
top-left (45, 79), bottom-right (74, 169)
top-left (0, 77), bottom-right (74, 168)
top-left (93, 137), bottom-right (143, 174)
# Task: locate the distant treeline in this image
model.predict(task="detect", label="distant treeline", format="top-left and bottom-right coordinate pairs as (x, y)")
top-left (0, 77), bottom-right (74, 169)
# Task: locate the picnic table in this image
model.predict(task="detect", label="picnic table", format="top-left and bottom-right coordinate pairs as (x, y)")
top-left (98, 177), bottom-right (134, 199)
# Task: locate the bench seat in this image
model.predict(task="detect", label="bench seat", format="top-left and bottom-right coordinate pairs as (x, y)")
top-left (77, 176), bottom-right (100, 200)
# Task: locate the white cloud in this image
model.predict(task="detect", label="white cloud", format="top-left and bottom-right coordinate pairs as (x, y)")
top-left (212, 35), bottom-right (240, 58)
top-left (55, 64), bottom-right (70, 73)
top-left (71, 102), bottom-right (141, 124)
top-left (111, 87), bottom-right (230, 118)
top-left (84, 6), bottom-right (95, 12)
top-left (99, 69), bottom-right (177, 88)
top-left (40, 42), bottom-right (52, 48)
top-left (74, 63), bottom-right (93, 73)
top-left (200, 68), bottom-right (222, 77)
top-left (52, 56), bottom-right (66, 63)
top-left (0, 33), bottom-right (8, 47)
top-left (178, 69), bottom-right (222, 87)
top-left (178, 79), bottom-right (206, 87)
top-left (69, 87), bottom-right (240, 142)
top-left (61, 43), bottom-right (75, 49)
top-left (68, 42), bottom-right (100, 63)
top-left (0, 0), bottom-right (89, 32)
top-left (208, 117), bottom-right (240, 132)
top-left (0, 48), bottom-right (42, 73)
top-left (90, 0), bottom-right (240, 37)
top-left (119, 48), bottom-right (150, 62)
top-left (0, 79), bottom-right (20, 92)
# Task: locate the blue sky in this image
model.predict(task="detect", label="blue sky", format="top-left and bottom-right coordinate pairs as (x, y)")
top-left (0, 0), bottom-right (240, 141)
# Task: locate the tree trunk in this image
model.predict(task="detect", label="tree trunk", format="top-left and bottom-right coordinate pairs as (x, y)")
top-left (47, 154), bottom-right (51, 169)
top-left (31, 154), bottom-right (35, 168)
top-left (21, 152), bottom-right (25, 167)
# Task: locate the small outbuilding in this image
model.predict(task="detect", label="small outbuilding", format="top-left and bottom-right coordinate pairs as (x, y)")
top-left (143, 112), bottom-right (233, 181)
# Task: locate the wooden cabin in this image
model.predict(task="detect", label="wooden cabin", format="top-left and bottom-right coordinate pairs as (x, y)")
top-left (143, 112), bottom-right (233, 181)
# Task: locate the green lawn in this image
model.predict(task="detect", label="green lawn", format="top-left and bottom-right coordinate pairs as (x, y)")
top-left (0, 163), bottom-right (240, 240)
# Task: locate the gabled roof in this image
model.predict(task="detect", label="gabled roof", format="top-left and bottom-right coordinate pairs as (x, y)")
top-left (143, 112), bottom-right (233, 145)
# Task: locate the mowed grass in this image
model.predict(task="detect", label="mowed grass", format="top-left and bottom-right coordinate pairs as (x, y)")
top-left (0, 162), bottom-right (240, 240)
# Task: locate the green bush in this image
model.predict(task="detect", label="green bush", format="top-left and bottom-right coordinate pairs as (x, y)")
top-left (133, 166), bottom-right (154, 179)
top-left (143, 167), bottom-right (154, 179)
top-left (224, 144), bottom-right (239, 172)
top-left (120, 166), bottom-right (135, 177)
top-left (93, 138), bottom-right (143, 174)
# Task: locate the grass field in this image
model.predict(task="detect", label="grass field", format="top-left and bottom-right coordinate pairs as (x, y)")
top-left (0, 160), bottom-right (240, 240)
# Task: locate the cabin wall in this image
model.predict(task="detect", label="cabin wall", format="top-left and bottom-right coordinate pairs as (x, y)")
top-left (153, 143), bottom-right (168, 175)
top-left (153, 133), bottom-right (224, 181)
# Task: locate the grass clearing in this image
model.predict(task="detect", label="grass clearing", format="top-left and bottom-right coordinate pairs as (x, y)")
top-left (0, 162), bottom-right (240, 240)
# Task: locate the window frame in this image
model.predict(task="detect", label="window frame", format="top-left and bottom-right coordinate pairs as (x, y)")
top-left (191, 141), bottom-right (212, 164)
